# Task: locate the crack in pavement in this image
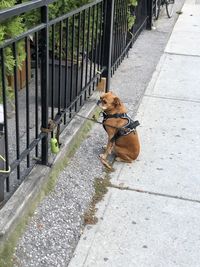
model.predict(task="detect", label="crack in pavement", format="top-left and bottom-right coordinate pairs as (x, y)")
top-left (109, 183), bottom-right (200, 204)
top-left (165, 51), bottom-right (200, 58)
top-left (144, 94), bottom-right (200, 104)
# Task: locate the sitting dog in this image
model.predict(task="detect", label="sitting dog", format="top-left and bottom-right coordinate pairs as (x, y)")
top-left (97, 91), bottom-right (140, 168)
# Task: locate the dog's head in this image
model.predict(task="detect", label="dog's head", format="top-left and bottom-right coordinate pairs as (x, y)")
top-left (98, 91), bottom-right (125, 113)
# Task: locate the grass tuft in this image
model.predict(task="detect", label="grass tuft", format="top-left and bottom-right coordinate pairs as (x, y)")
top-left (84, 176), bottom-right (111, 225)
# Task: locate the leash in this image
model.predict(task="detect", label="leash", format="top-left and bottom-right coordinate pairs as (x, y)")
top-left (75, 113), bottom-right (137, 133)
top-left (40, 113), bottom-right (62, 154)
top-left (40, 110), bottom-right (139, 154)
top-left (40, 113), bottom-right (61, 143)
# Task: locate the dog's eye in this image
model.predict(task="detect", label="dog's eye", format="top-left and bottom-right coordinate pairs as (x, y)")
top-left (102, 100), bottom-right (107, 104)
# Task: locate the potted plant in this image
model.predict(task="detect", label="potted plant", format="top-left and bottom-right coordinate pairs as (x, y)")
top-left (110, 0), bottom-right (137, 65)
top-left (0, 0), bottom-right (29, 109)
top-left (0, 1), bottom-right (31, 88)
top-left (128, 0), bottom-right (138, 30)
top-left (126, 0), bottom-right (138, 44)
top-left (22, 0), bottom-right (92, 108)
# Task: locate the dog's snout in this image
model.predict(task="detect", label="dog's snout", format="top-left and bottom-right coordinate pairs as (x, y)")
top-left (97, 99), bottom-right (101, 106)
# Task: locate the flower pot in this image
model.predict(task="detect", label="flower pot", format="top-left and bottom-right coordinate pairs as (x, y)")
top-left (48, 59), bottom-right (82, 108)
top-left (7, 40), bottom-right (31, 90)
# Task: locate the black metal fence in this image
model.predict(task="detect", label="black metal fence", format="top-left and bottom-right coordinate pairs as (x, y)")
top-left (0, 0), bottom-right (152, 206)
top-left (111, 0), bottom-right (149, 75)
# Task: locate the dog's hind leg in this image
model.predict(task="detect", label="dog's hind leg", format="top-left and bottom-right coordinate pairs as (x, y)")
top-left (115, 155), bottom-right (132, 163)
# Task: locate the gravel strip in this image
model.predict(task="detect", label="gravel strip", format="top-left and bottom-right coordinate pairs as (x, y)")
top-left (13, 124), bottom-right (105, 267)
top-left (13, 2), bottom-right (184, 266)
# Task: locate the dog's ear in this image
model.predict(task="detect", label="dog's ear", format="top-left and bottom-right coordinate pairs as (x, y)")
top-left (113, 97), bottom-right (121, 107)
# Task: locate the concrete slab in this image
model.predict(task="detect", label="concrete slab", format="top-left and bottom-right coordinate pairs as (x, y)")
top-left (69, 188), bottom-right (200, 267)
top-left (165, 4), bottom-right (200, 56)
top-left (182, 2), bottom-right (200, 15)
top-left (165, 32), bottom-right (200, 56)
top-left (173, 15), bottom-right (200, 33)
top-left (184, 0), bottom-right (196, 5)
top-left (111, 96), bottom-right (200, 201)
top-left (145, 54), bottom-right (200, 101)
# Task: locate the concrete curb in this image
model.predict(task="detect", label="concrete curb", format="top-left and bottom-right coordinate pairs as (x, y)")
top-left (0, 92), bottom-right (100, 248)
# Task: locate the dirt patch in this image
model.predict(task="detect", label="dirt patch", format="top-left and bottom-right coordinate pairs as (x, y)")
top-left (84, 176), bottom-right (111, 225)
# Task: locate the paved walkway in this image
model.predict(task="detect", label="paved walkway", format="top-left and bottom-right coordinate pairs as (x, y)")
top-left (69, 1), bottom-right (200, 266)
top-left (12, 0), bottom-right (185, 265)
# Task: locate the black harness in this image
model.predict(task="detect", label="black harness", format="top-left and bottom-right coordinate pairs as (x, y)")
top-left (102, 112), bottom-right (140, 142)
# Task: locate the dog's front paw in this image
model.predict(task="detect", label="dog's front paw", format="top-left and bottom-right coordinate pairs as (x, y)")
top-left (102, 146), bottom-right (112, 155)
top-left (99, 155), bottom-right (113, 170)
top-left (102, 145), bottom-right (107, 151)
top-left (99, 153), bottom-right (106, 160)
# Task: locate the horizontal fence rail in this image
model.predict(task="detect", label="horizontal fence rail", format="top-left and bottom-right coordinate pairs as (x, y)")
top-left (0, 0), bottom-right (153, 206)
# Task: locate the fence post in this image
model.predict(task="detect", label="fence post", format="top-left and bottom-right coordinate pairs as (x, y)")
top-left (146, 0), bottom-right (153, 30)
top-left (102, 0), bottom-right (115, 92)
top-left (40, 5), bottom-right (49, 165)
top-left (0, 104), bottom-right (5, 202)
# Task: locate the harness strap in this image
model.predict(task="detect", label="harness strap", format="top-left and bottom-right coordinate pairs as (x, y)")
top-left (102, 113), bottom-right (127, 119)
top-left (102, 112), bottom-right (140, 142)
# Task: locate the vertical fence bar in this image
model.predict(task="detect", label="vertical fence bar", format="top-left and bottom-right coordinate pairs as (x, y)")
top-left (58, 21), bottom-right (62, 112)
top-left (80, 10), bottom-right (86, 106)
top-left (97, 2), bottom-right (103, 73)
top-left (121, 0), bottom-right (125, 60)
top-left (89, 6), bottom-right (95, 95)
top-left (93, 3), bottom-right (99, 90)
top-left (115, 0), bottom-right (119, 67)
top-left (35, 32), bottom-right (39, 157)
top-left (13, 42), bottom-right (20, 179)
top-left (70, 15), bottom-right (75, 117)
top-left (124, 0), bottom-right (128, 51)
top-left (0, 48), bottom-right (10, 192)
top-left (64, 18), bottom-right (69, 122)
top-left (85, 7), bottom-right (91, 99)
top-left (147, 0), bottom-right (153, 30)
top-left (40, 5), bottom-right (49, 165)
top-left (51, 24), bottom-right (55, 120)
top-left (115, 0), bottom-right (119, 70)
top-left (118, 0), bottom-right (122, 64)
top-left (25, 37), bottom-right (30, 168)
top-left (76, 12), bottom-right (81, 111)
top-left (99, 1), bottom-right (106, 72)
top-left (122, 0), bottom-right (126, 58)
top-left (102, 0), bottom-right (115, 92)
top-left (117, 0), bottom-right (120, 69)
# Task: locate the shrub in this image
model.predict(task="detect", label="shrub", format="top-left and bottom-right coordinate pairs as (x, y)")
top-left (0, 0), bottom-right (26, 103)
top-left (128, 0), bottom-right (138, 30)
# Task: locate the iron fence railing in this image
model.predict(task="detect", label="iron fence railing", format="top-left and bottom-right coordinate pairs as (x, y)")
top-left (0, 0), bottom-right (153, 206)
top-left (111, 0), bottom-right (150, 75)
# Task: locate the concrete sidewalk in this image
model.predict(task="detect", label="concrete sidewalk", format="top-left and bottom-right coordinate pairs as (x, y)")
top-left (69, 1), bottom-right (200, 266)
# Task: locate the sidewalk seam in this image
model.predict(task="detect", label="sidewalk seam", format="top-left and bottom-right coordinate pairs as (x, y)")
top-left (109, 184), bottom-right (200, 204)
top-left (165, 51), bottom-right (200, 58)
top-left (144, 94), bottom-right (200, 103)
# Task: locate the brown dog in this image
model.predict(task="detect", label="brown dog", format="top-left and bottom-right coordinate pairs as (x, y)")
top-left (98, 91), bottom-right (140, 168)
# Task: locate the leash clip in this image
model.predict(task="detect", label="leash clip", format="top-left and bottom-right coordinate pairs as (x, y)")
top-left (0, 155), bottom-right (11, 174)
